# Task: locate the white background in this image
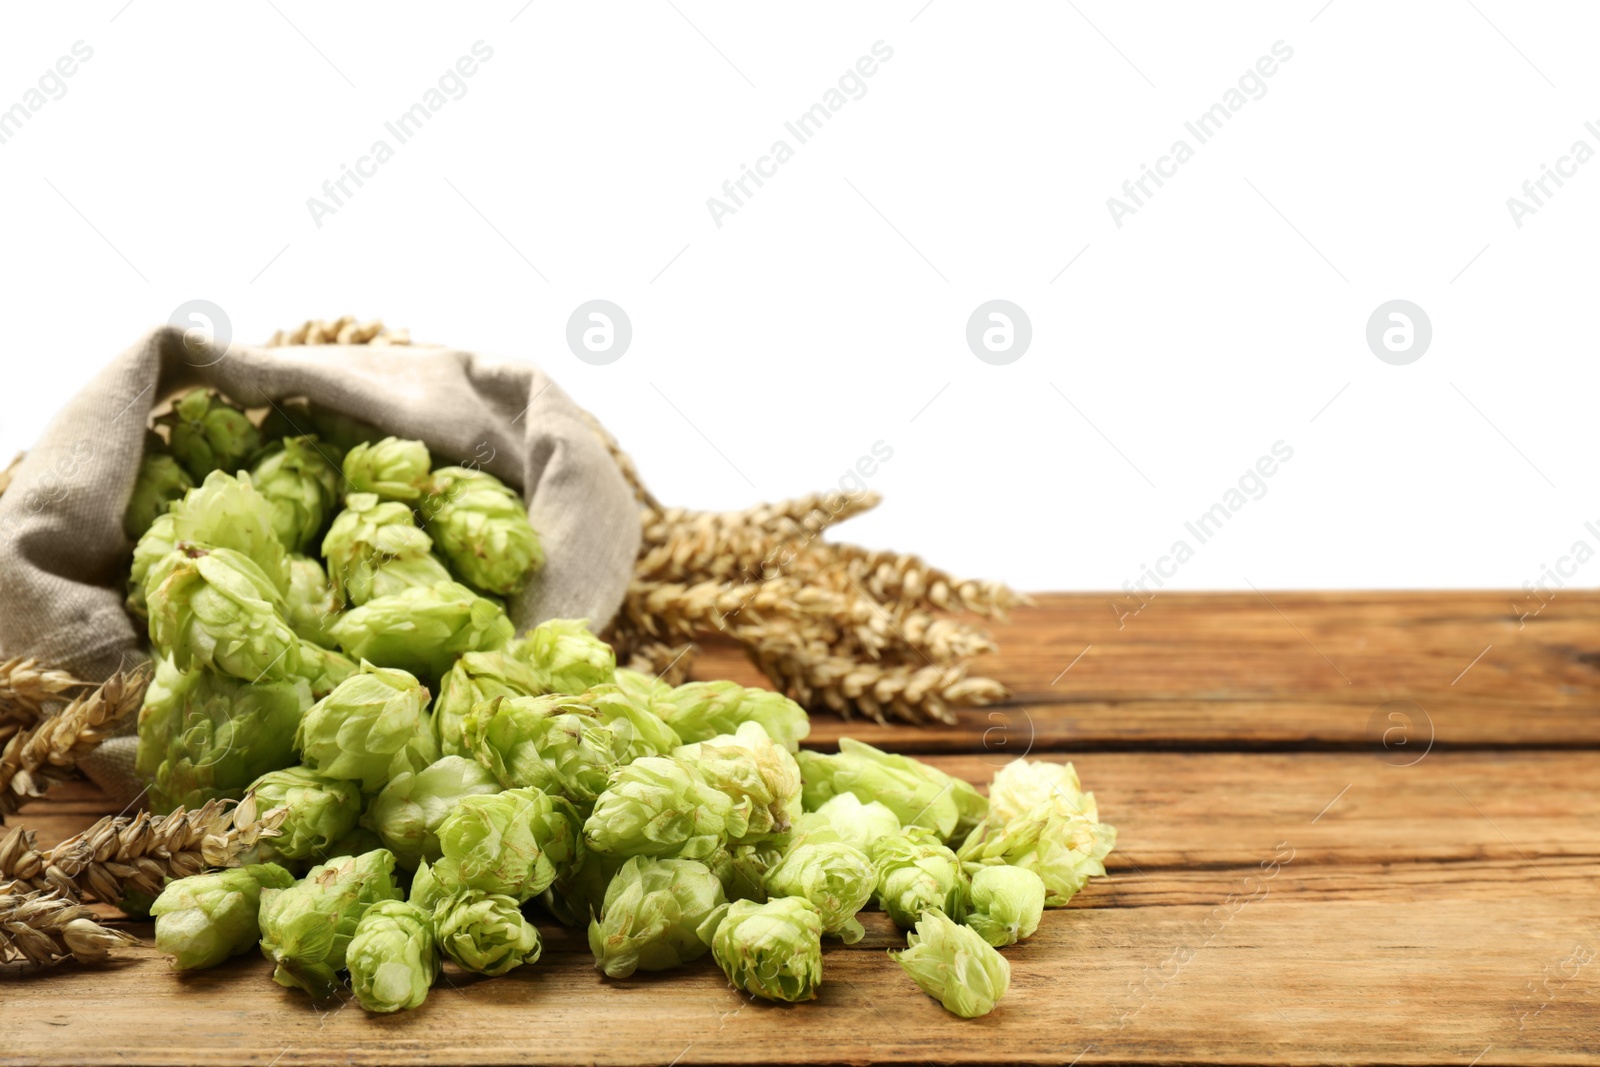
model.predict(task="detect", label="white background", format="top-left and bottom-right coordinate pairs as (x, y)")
top-left (1, 2), bottom-right (1595, 596)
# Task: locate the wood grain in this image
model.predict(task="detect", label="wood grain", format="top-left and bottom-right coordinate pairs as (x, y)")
top-left (5, 592), bottom-right (1597, 1066)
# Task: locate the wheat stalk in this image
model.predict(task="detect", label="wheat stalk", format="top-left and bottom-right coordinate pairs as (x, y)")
top-left (0, 657), bottom-right (90, 721)
top-left (0, 665), bottom-right (150, 817)
top-left (0, 885), bottom-right (137, 966)
top-left (0, 798), bottom-right (285, 904)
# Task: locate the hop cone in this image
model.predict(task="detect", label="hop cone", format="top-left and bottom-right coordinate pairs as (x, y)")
top-left (434, 787), bottom-right (583, 902)
top-left (168, 470), bottom-right (291, 593)
top-left (151, 863), bottom-right (295, 970)
top-left (284, 554), bottom-right (342, 648)
top-left (764, 840), bottom-right (875, 944)
top-left (342, 437), bottom-right (431, 502)
top-left (432, 650), bottom-right (546, 758)
top-left (248, 436), bottom-right (342, 554)
top-left (871, 827), bottom-right (969, 928)
top-left (421, 466), bottom-right (543, 595)
top-left (135, 654), bottom-right (311, 814)
top-left (245, 766), bottom-right (363, 863)
top-left (583, 757), bottom-right (733, 861)
top-left (956, 801), bottom-right (1116, 908)
top-left (806, 793), bottom-right (902, 854)
top-left (347, 900), bottom-right (439, 1013)
top-left (510, 618), bottom-right (615, 695)
top-left (367, 756), bottom-right (502, 870)
top-left (892, 909), bottom-right (1011, 1018)
top-left (257, 849), bottom-right (404, 998)
top-left (798, 738), bottom-right (988, 843)
top-left (329, 581), bottom-right (514, 682)
top-left (128, 511), bottom-right (179, 618)
top-left (587, 856), bottom-right (725, 978)
top-left (321, 492), bottom-right (439, 607)
top-left (294, 662), bottom-right (437, 792)
top-left (157, 388), bottom-right (261, 482)
top-left (675, 721), bottom-right (801, 844)
top-left (432, 888), bottom-right (541, 976)
top-left (986, 758), bottom-right (1098, 823)
top-left (703, 896), bottom-right (824, 1003)
top-left (293, 641), bottom-right (358, 700)
top-left (147, 546), bottom-right (302, 684)
top-left (463, 694), bottom-right (616, 804)
top-left (659, 681), bottom-right (811, 754)
top-left (539, 850), bottom-right (625, 930)
top-left (965, 865), bottom-right (1045, 947)
top-left (124, 452), bottom-right (194, 541)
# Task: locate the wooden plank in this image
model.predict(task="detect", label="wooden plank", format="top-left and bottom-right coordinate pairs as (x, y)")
top-left (692, 592), bottom-right (1600, 750)
top-left (5, 751), bottom-right (1597, 1066)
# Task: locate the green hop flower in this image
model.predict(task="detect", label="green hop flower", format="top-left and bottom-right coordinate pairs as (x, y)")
top-left (347, 899), bottom-right (439, 1013)
top-left (871, 827), bottom-right (969, 928)
top-left (408, 860), bottom-right (448, 912)
top-left (420, 466), bottom-right (543, 595)
top-left (147, 546), bottom-right (302, 684)
top-left (294, 661), bottom-right (437, 792)
top-left (321, 492), bottom-right (440, 607)
top-left (702, 896), bottom-right (824, 1003)
top-left (245, 766), bottom-right (363, 863)
top-left (260, 400), bottom-right (378, 457)
top-left (587, 856), bottom-right (726, 978)
top-left (675, 722), bottom-right (802, 844)
top-left (368, 756), bottom-right (502, 870)
top-left (284, 554), bottom-right (342, 647)
top-left (956, 802), bottom-right (1116, 908)
top-left (892, 908), bottom-right (1011, 1018)
top-left (764, 840), bottom-right (876, 944)
top-left (127, 511), bottom-right (179, 618)
top-left (510, 618), bottom-right (616, 695)
top-left (157, 388), bottom-right (261, 482)
top-left (987, 758), bottom-right (1097, 821)
top-left (583, 756), bottom-right (733, 862)
top-left (342, 437), bottom-right (431, 502)
top-left (537, 850), bottom-right (625, 930)
top-left (257, 849), bottom-right (404, 998)
top-left (964, 865), bottom-right (1045, 947)
top-left (169, 470), bottom-right (292, 593)
top-left (249, 436), bottom-right (343, 554)
top-left (464, 694), bottom-right (617, 804)
top-left (432, 650), bottom-right (545, 757)
top-left (658, 681), bottom-right (811, 753)
top-left (805, 793), bottom-right (902, 854)
top-left (798, 738), bottom-right (988, 843)
top-left (612, 668), bottom-right (670, 709)
top-left (434, 787), bottom-right (584, 902)
top-left (292, 637), bottom-right (358, 701)
top-left (328, 581), bottom-right (514, 683)
top-left (432, 889), bottom-right (542, 976)
top-left (324, 825), bottom-right (386, 861)
top-left (707, 842), bottom-right (786, 904)
top-left (124, 452), bottom-right (194, 541)
top-left (135, 655), bottom-right (311, 815)
top-left (151, 863), bottom-right (295, 970)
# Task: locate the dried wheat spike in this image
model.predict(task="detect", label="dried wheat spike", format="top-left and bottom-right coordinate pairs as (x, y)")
top-left (0, 823), bottom-right (46, 892)
top-left (623, 577), bottom-right (865, 642)
top-left (823, 545), bottom-right (1028, 619)
top-left (0, 885), bottom-right (137, 966)
top-left (0, 665), bottom-right (151, 817)
top-left (32, 798), bottom-right (286, 905)
top-left (267, 317), bottom-right (412, 348)
top-left (634, 516), bottom-right (792, 585)
top-left (0, 657), bottom-right (89, 721)
top-left (639, 490), bottom-right (882, 548)
top-left (748, 637), bottom-right (1009, 726)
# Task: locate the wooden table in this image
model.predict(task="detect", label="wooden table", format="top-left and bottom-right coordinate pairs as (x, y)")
top-left (5, 592), bottom-right (1598, 1066)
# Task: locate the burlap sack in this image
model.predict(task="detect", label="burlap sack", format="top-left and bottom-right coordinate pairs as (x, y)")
top-left (0, 326), bottom-right (641, 805)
